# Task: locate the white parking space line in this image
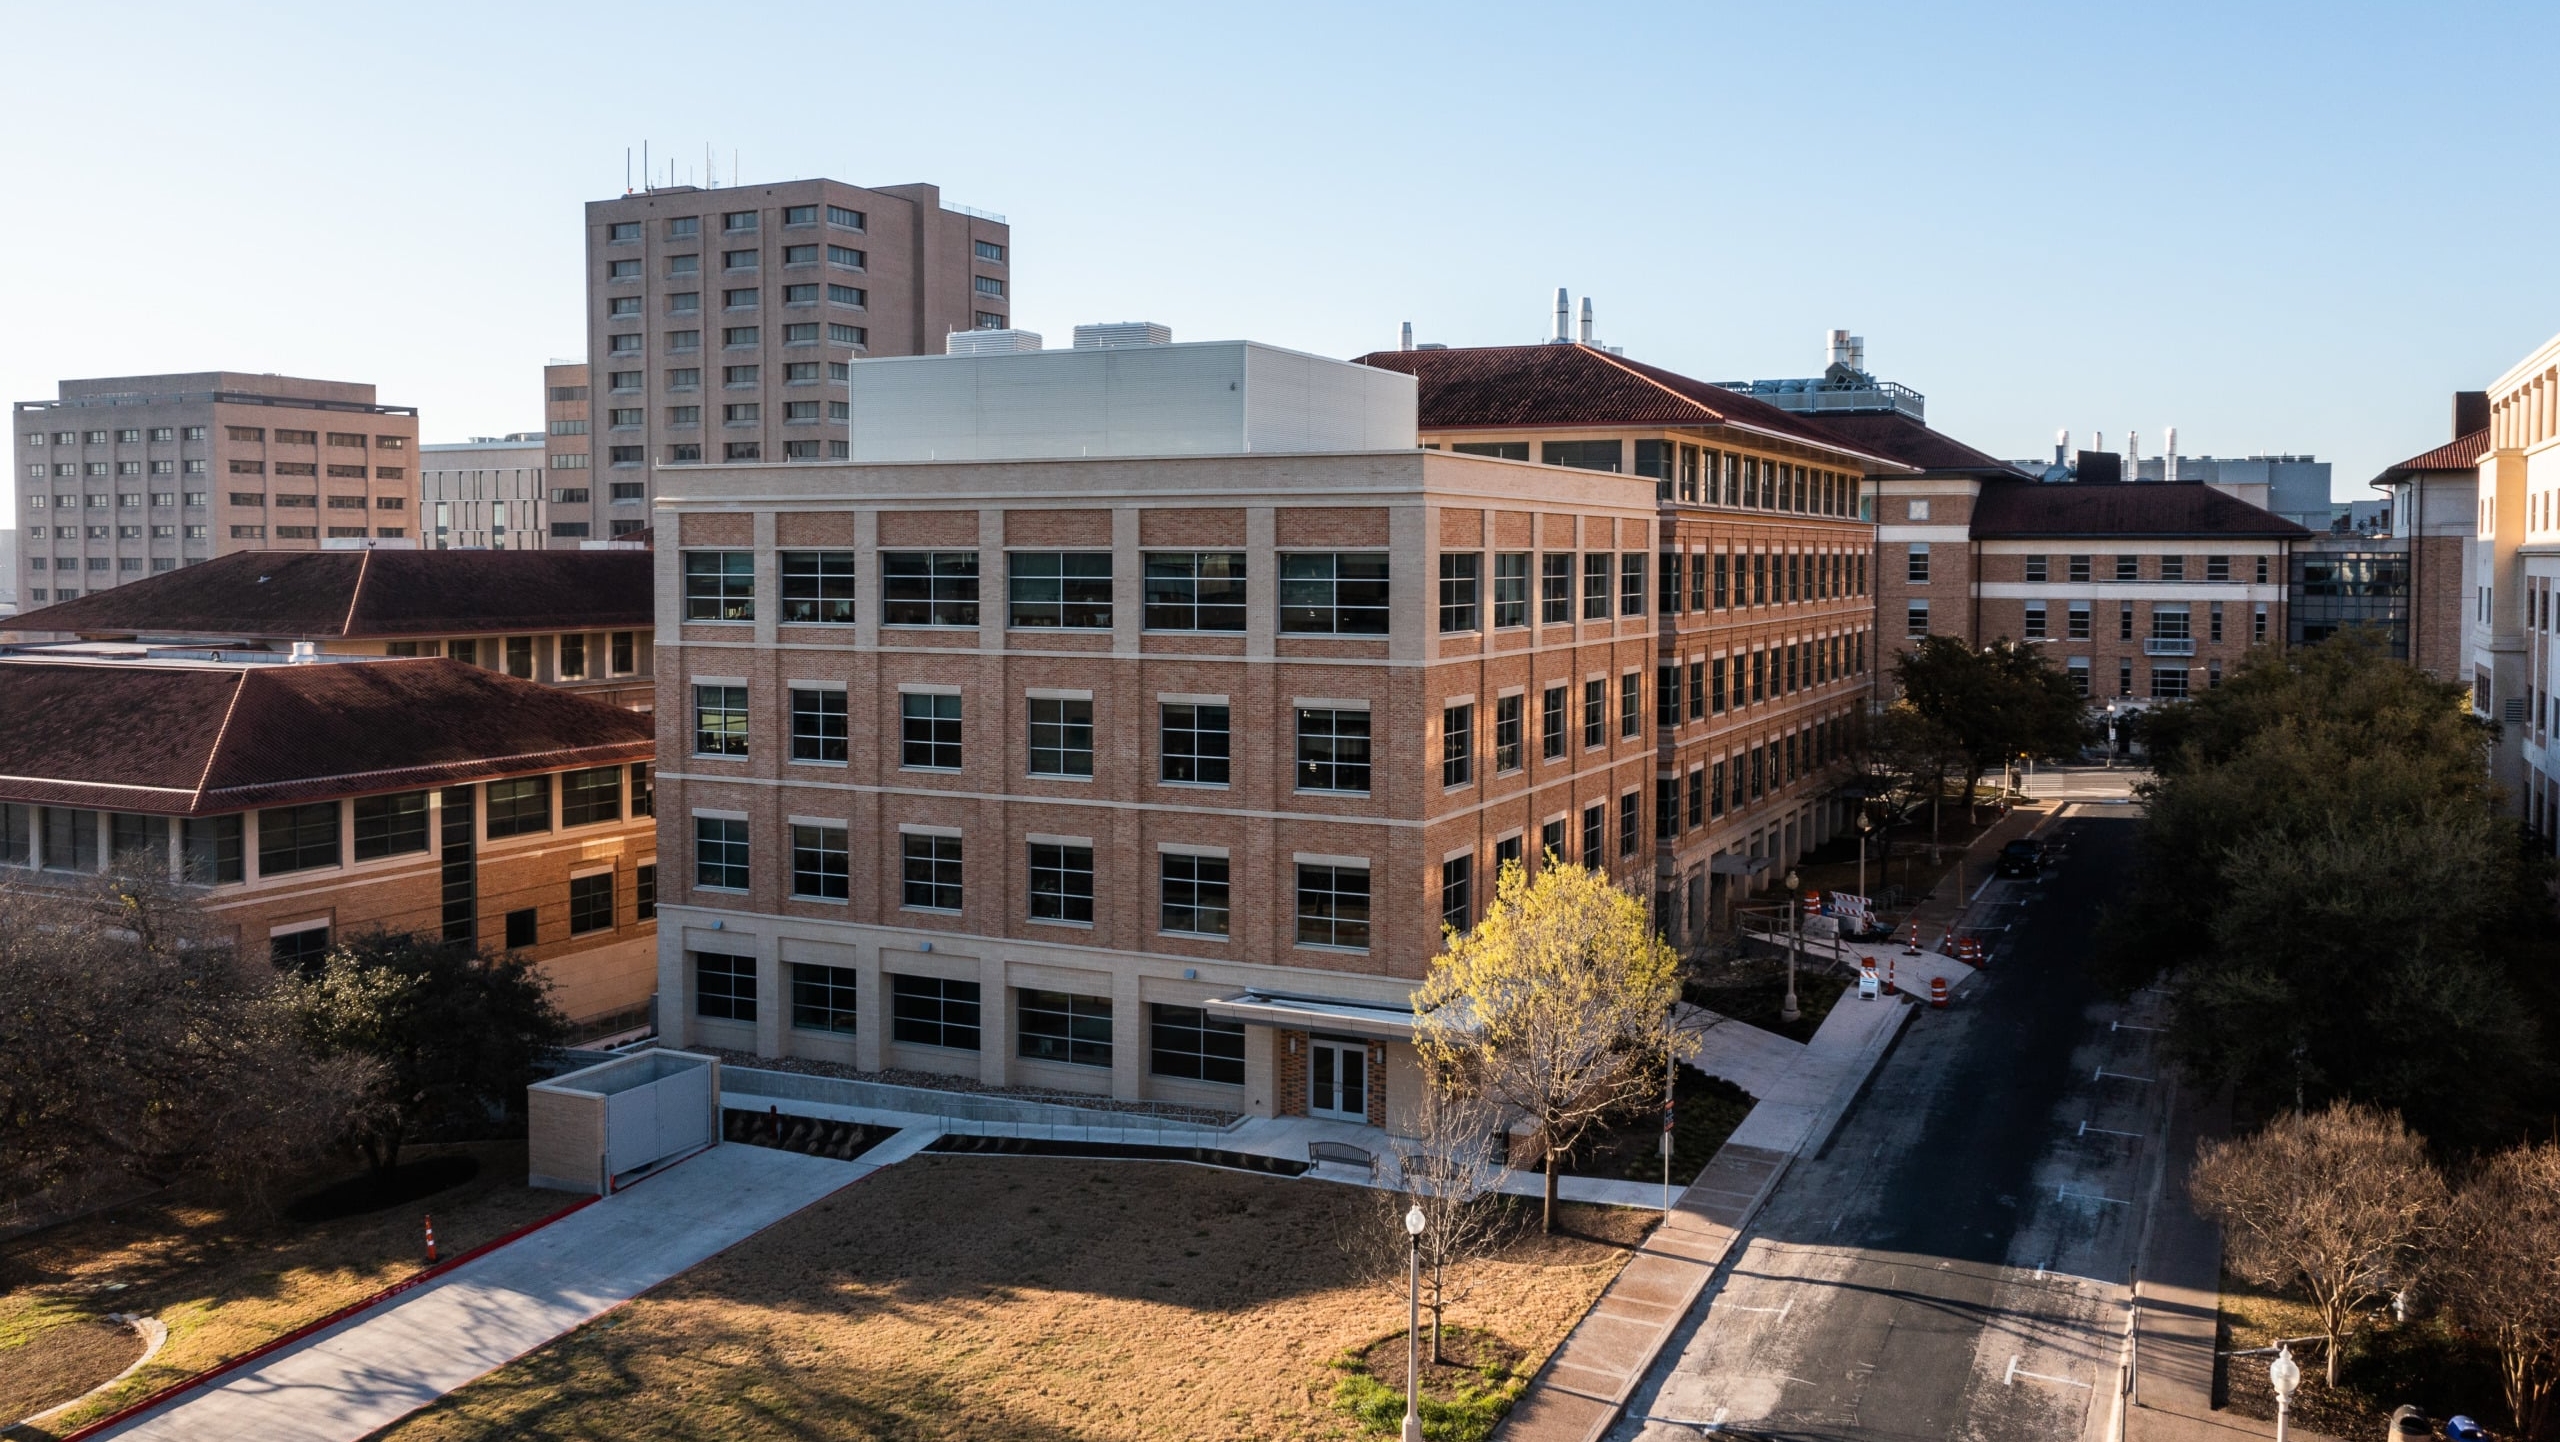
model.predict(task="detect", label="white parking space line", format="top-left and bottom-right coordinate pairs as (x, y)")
top-left (2110, 1020), bottom-right (2165, 1034)
top-left (2056, 1184), bottom-right (2130, 1205)
top-left (1717, 1298), bottom-right (1794, 1319)
top-left (2093, 1067), bottom-right (2155, 1083)
top-left (2077, 1120), bottom-right (2144, 1139)
top-left (2005, 1354), bottom-right (2094, 1389)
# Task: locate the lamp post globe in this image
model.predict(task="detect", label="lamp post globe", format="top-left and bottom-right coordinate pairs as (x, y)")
top-left (2268, 1344), bottom-right (2300, 1442)
top-left (1402, 1206), bottom-right (1426, 1442)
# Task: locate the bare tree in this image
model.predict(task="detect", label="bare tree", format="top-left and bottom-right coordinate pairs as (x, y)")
top-left (1340, 1080), bottom-right (1515, 1363)
top-left (0, 870), bottom-right (367, 1219)
top-left (2439, 1142), bottom-right (2560, 1439)
top-left (2188, 1102), bottom-right (2444, 1387)
top-left (1415, 859), bottom-right (1690, 1233)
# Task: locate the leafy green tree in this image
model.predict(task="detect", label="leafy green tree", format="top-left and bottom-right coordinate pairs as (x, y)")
top-left (1893, 636), bottom-right (2089, 812)
top-left (2104, 634), bottom-right (2554, 1150)
top-left (282, 930), bottom-right (567, 1178)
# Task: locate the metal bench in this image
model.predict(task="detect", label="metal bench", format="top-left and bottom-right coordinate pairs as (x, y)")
top-left (1308, 1140), bottom-right (1377, 1177)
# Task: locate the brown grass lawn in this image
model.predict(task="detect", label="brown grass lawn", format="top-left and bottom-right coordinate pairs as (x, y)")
top-left (1, 1141), bottom-right (565, 1436)
top-left (372, 1155), bottom-right (1656, 1442)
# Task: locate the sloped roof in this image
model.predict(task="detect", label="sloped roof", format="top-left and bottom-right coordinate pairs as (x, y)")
top-left (0, 657), bottom-right (654, 814)
top-left (1792, 408), bottom-right (2029, 479)
top-left (1969, 479), bottom-right (2313, 540)
top-left (1352, 344), bottom-right (1907, 467)
top-left (2373, 429), bottom-right (2491, 483)
top-left (6, 549), bottom-right (652, 640)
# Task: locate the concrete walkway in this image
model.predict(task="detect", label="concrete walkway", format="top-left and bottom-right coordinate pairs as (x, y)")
top-left (91, 1143), bottom-right (870, 1442)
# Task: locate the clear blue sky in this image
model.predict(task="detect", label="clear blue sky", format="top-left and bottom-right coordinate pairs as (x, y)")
top-left (7, 0), bottom-right (2554, 530)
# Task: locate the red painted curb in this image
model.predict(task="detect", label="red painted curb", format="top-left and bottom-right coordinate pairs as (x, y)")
top-left (55, 1192), bottom-right (599, 1441)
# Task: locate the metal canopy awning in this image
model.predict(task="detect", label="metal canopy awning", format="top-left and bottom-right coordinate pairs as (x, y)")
top-left (1710, 853), bottom-right (1775, 876)
top-left (1203, 989), bottom-right (1417, 1042)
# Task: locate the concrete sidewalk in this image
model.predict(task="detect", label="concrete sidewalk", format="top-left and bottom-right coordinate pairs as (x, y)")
top-left (91, 1143), bottom-right (870, 1442)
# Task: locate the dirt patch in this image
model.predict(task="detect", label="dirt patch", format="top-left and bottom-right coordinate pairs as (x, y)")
top-left (0, 1315), bottom-right (145, 1425)
top-left (1566, 1068), bottom-right (1756, 1184)
top-left (1688, 968), bottom-right (1847, 1044)
top-left (374, 1156), bottom-right (1654, 1442)
top-left (0, 1140), bottom-right (563, 1437)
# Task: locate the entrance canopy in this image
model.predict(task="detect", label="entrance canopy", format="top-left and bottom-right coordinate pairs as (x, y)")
top-left (1204, 988), bottom-right (1416, 1042)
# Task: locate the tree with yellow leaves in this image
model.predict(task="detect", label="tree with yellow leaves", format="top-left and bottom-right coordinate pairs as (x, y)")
top-left (1413, 857), bottom-right (1689, 1233)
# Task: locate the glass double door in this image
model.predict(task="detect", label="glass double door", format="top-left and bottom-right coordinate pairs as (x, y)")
top-left (1309, 1038), bottom-right (1367, 1121)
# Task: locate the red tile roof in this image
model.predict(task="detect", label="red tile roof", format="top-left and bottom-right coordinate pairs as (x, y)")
top-left (1968, 479), bottom-right (2312, 540)
top-left (2373, 429), bottom-right (2491, 482)
top-left (6, 549), bottom-right (652, 641)
top-left (1789, 409), bottom-right (2028, 479)
top-left (0, 657), bottom-right (654, 814)
top-left (1353, 345), bottom-right (1909, 467)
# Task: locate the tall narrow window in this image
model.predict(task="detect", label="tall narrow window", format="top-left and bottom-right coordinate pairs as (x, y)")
top-left (1494, 694), bottom-right (1523, 772)
top-left (1438, 553), bottom-right (1481, 633)
top-left (1441, 703), bottom-right (1474, 787)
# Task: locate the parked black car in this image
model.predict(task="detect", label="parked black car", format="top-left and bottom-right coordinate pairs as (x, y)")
top-left (1996, 838), bottom-right (2045, 878)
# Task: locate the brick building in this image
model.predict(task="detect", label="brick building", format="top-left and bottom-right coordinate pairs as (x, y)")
top-left (648, 340), bottom-right (1660, 1127)
top-left (2465, 331), bottom-right (2560, 840)
top-left (3, 548), bottom-right (657, 711)
top-left (1354, 343), bottom-right (1893, 936)
top-left (2370, 393), bottom-right (2489, 685)
top-left (14, 372), bottom-right (420, 605)
top-left (0, 656), bottom-right (658, 1034)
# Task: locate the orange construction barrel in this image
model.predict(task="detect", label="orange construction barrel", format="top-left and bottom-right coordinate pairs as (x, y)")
top-left (1930, 976), bottom-right (1949, 1008)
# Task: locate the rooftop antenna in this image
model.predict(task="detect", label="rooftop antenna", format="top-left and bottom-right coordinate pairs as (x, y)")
top-left (706, 143), bottom-right (715, 189)
top-left (625, 147), bottom-right (632, 194)
top-left (642, 140), bottom-right (650, 193)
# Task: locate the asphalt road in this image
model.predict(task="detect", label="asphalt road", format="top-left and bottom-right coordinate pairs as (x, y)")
top-left (1616, 814), bottom-right (2176, 1442)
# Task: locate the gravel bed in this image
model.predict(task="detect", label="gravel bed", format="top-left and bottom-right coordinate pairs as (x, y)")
top-left (704, 1049), bottom-right (1238, 1126)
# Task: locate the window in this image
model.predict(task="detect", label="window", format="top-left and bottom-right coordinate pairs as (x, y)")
top-left (1494, 694), bottom-right (1523, 771)
top-left (2206, 555), bottom-right (2231, 582)
top-left (607, 259), bottom-right (640, 280)
top-left (791, 964), bottom-right (858, 1035)
top-left (2067, 657), bottom-right (2091, 696)
top-left (1272, 551), bottom-right (1391, 635)
top-left (1029, 697), bottom-right (1094, 778)
top-left (1542, 439), bottom-right (1621, 472)
top-left (2069, 554), bottom-right (2092, 583)
top-left (1437, 553), bottom-right (1481, 632)
top-left (2114, 555), bottom-right (2140, 583)
top-left (788, 688), bottom-right (849, 763)
top-left (1442, 703), bottom-right (1474, 787)
top-left (1160, 703), bottom-right (1230, 785)
top-left (973, 275), bottom-right (1006, 298)
top-left (829, 285), bottom-right (866, 306)
top-left (1008, 551), bottom-right (1112, 628)
top-left (777, 549), bottom-right (855, 624)
top-left (2254, 603), bottom-right (2269, 642)
top-left (901, 832), bottom-right (964, 910)
top-left (1161, 852), bottom-right (1230, 936)
top-left (975, 312), bottom-right (1006, 329)
top-left (635, 863), bottom-right (656, 920)
top-left (2024, 601), bottom-right (2048, 639)
top-left (723, 404), bottom-right (760, 423)
top-left (557, 765), bottom-right (622, 826)
top-left (229, 426), bottom-right (265, 442)
top-left (1542, 685), bottom-right (1567, 760)
top-left (900, 692), bottom-right (964, 769)
top-left (830, 245), bottom-right (866, 267)
top-left (629, 762), bottom-right (653, 820)
top-left (829, 324), bottom-right (866, 345)
top-left (608, 296), bottom-right (641, 318)
top-left (2068, 602), bottom-right (2092, 640)
top-left (485, 776), bottom-right (552, 837)
top-left (1620, 553), bottom-right (1646, 616)
top-left (694, 952), bottom-right (755, 1021)
top-left (2120, 658), bottom-right (2135, 696)
top-left (1908, 544), bottom-right (1930, 583)
top-left (1296, 863), bottom-right (1371, 949)
top-left (1689, 661), bottom-right (1706, 720)
top-left (1008, 988), bottom-right (1109, 1068)
top-left (1907, 600), bottom-right (1930, 637)
top-left (827, 205), bottom-right (865, 228)
top-left (1482, 550), bottom-right (1533, 628)
top-left (2160, 554), bottom-right (2186, 582)
top-left (1583, 678), bottom-right (1605, 748)
top-left (1660, 551), bottom-right (1682, 613)
top-left (1584, 553), bottom-right (1611, 620)
top-left (1151, 1005), bottom-right (1242, 1084)
top-left (607, 220), bottom-right (641, 242)
top-left (722, 210), bottom-right (758, 232)
top-left (351, 790), bottom-right (430, 859)
top-left (1441, 855), bottom-right (1473, 933)
top-left (1540, 554), bottom-right (1573, 624)
top-left (2151, 666), bottom-right (2191, 701)
top-left (882, 551), bottom-right (981, 626)
top-left (569, 872), bottom-right (615, 934)
top-left (791, 823), bottom-right (850, 900)
top-left (1582, 804), bottom-right (1604, 866)
top-left (668, 330), bottom-right (702, 352)
top-left (2119, 602), bottom-right (2135, 641)
top-left (182, 814), bottom-right (243, 885)
top-left (1621, 672), bottom-right (1642, 738)
top-left (1028, 843), bottom-right (1095, 923)
top-left (258, 802), bottom-right (340, 875)
top-left (682, 550), bottom-right (754, 621)
top-left (2210, 603), bottom-right (2224, 643)
top-left (607, 334), bottom-right (642, 355)
top-left (690, 815), bottom-right (750, 890)
top-left (724, 288), bottom-right (760, 310)
top-left (694, 684), bottom-right (750, 756)
top-left (612, 632), bottom-right (638, 674)
top-left (723, 327), bottom-right (758, 346)
top-left (1142, 552), bottom-right (1247, 631)
top-left (1296, 709), bottom-right (1371, 792)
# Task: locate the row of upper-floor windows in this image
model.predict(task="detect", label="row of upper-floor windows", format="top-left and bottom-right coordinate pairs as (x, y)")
top-left (0, 768), bottom-right (649, 887)
top-left (1918, 550), bottom-right (2272, 585)
top-left (606, 401), bottom-right (850, 429)
top-left (606, 243), bottom-right (868, 276)
top-left (693, 679), bottom-right (1649, 793)
top-left (1437, 439), bottom-right (1862, 518)
top-left (1655, 710), bottom-right (1854, 840)
top-left (28, 460), bottom-right (404, 481)
top-left (386, 630), bottom-right (645, 680)
top-left (681, 547), bottom-right (1663, 635)
top-left (602, 283), bottom-right (867, 316)
top-left (22, 428), bottom-right (406, 449)
top-left (1909, 599), bottom-right (2269, 644)
top-left (602, 324), bottom-right (869, 358)
top-left (606, 206), bottom-right (866, 243)
top-left (603, 363), bottom-right (852, 392)
top-left (1663, 548), bottom-right (1866, 611)
top-left (1655, 632), bottom-right (1869, 726)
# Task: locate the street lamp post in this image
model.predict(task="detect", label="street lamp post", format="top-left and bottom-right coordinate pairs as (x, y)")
top-left (2268, 1344), bottom-right (2300, 1442)
top-left (1403, 1204), bottom-right (1426, 1442)
top-left (2104, 702), bottom-right (2119, 769)
top-left (1781, 868), bottom-right (1802, 1025)
top-left (1855, 813), bottom-right (1874, 901)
